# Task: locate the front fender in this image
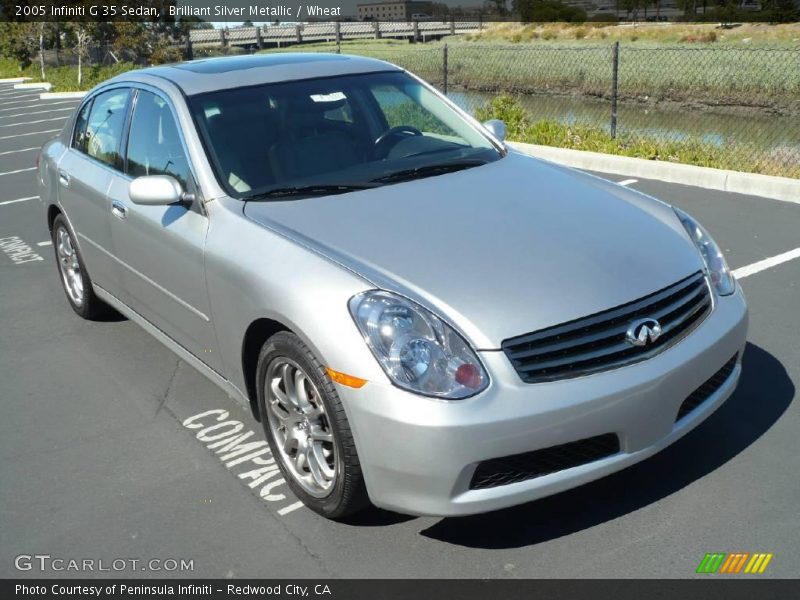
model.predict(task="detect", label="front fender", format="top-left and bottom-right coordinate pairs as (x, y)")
top-left (203, 199), bottom-right (391, 402)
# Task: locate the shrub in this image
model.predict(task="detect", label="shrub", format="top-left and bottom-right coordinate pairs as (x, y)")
top-left (474, 94), bottom-right (530, 139)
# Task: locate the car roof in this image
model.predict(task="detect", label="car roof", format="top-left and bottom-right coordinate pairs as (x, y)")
top-left (110, 53), bottom-right (402, 97)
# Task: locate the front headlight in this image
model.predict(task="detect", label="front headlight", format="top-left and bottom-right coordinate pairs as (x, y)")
top-left (673, 206), bottom-right (735, 296)
top-left (349, 290), bottom-right (488, 399)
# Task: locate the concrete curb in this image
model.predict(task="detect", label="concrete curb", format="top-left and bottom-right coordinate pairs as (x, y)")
top-left (0, 77), bottom-right (32, 83)
top-left (509, 141), bottom-right (800, 205)
top-left (13, 82), bottom-right (52, 91)
top-left (40, 91), bottom-right (86, 100)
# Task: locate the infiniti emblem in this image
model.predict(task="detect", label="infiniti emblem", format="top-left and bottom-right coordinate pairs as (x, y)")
top-left (625, 318), bottom-right (663, 347)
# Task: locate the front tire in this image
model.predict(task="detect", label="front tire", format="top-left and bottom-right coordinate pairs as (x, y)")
top-left (52, 214), bottom-right (111, 320)
top-left (256, 332), bottom-right (369, 519)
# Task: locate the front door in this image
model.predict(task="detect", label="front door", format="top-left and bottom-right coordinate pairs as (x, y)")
top-left (108, 88), bottom-right (221, 372)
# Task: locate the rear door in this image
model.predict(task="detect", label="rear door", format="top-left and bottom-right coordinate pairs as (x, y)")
top-left (107, 87), bottom-right (221, 371)
top-left (56, 87), bottom-right (131, 296)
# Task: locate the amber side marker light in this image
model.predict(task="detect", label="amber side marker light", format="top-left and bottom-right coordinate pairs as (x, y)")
top-left (325, 367), bottom-right (367, 389)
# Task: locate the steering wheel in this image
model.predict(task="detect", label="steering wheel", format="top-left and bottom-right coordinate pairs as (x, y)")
top-left (373, 125), bottom-right (422, 159)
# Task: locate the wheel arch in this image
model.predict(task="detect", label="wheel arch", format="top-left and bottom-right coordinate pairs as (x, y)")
top-left (241, 317), bottom-right (292, 421)
top-left (47, 203), bottom-right (62, 234)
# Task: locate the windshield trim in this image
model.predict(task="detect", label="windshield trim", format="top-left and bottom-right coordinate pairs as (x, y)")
top-left (188, 70), bottom-right (505, 201)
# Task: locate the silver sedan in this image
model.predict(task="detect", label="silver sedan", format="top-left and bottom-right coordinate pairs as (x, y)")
top-left (38, 54), bottom-right (748, 518)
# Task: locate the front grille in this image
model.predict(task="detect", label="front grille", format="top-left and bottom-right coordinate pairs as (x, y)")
top-left (676, 354), bottom-right (738, 422)
top-left (503, 271), bottom-right (712, 383)
top-left (469, 433), bottom-right (620, 490)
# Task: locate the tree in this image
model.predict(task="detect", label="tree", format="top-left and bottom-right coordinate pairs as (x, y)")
top-left (241, 20), bottom-right (255, 27)
top-left (0, 23), bottom-right (39, 70)
top-left (513, 0), bottom-right (587, 22)
top-left (73, 25), bottom-right (92, 88)
top-left (712, 0), bottom-right (739, 24)
top-left (486, 0), bottom-right (509, 16)
top-left (773, 0), bottom-right (800, 22)
top-left (38, 23), bottom-right (46, 80)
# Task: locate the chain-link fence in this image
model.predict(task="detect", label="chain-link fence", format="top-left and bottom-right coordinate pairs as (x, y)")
top-left (262, 43), bottom-right (800, 179)
top-left (22, 37), bottom-right (799, 179)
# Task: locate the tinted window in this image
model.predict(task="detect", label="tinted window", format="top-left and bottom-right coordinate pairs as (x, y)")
top-left (370, 84), bottom-right (457, 137)
top-left (85, 88), bottom-right (130, 169)
top-left (189, 71), bottom-right (499, 198)
top-left (126, 91), bottom-right (192, 189)
top-left (72, 99), bottom-right (92, 153)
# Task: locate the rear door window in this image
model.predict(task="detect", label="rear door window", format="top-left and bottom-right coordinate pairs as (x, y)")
top-left (71, 99), bottom-right (93, 153)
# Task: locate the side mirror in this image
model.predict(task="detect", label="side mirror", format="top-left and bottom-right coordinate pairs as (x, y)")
top-left (482, 119), bottom-right (507, 142)
top-left (129, 175), bottom-right (192, 206)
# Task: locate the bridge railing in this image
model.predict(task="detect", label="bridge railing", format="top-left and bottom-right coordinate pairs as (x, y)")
top-left (189, 21), bottom-right (482, 47)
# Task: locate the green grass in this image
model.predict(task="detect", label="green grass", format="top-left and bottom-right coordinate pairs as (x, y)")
top-left (0, 58), bottom-right (135, 91)
top-left (256, 40), bottom-right (799, 177)
top-left (467, 22), bottom-right (800, 47)
top-left (476, 94), bottom-right (798, 178)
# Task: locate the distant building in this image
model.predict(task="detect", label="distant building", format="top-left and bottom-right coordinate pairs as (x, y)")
top-left (357, 1), bottom-right (434, 21)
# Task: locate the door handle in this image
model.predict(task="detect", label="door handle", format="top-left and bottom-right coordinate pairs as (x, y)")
top-left (58, 169), bottom-right (70, 186)
top-left (111, 199), bottom-right (128, 220)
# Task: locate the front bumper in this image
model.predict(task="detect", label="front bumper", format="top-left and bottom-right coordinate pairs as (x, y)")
top-left (340, 286), bottom-right (748, 517)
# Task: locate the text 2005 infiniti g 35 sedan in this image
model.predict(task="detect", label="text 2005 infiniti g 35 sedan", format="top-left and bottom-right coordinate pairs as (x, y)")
top-left (38, 54), bottom-right (747, 518)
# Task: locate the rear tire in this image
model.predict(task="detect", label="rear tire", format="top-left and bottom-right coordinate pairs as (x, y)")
top-left (256, 331), bottom-right (369, 519)
top-left (52, 214), bottom-right (112, 320)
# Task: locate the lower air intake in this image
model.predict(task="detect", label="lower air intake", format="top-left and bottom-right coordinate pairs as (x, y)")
top-left (469, 433), bottom-right (620, 490)
top-left (676, 354), bottom-right (738, 422)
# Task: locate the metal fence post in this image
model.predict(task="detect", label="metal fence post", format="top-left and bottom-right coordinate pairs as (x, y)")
top-left (443, 44), bottom-right (448, 95)
top-left (334, 21), bottom-right (341, 53)
top-left (185, 35), bottom-right (193, 61)
top-left (611, 41), bottom-right (619, 139)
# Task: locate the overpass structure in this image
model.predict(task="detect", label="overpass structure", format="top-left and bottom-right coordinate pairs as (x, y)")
top-left (189, 21), bottom-right (483, 48)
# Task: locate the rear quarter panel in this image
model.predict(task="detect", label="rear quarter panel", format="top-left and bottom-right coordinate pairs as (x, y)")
top-left (37, 136), bottom-right (68, 222)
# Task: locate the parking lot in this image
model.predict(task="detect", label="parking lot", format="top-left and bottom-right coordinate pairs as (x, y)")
top-left (1, 80), bottom-right (798, 578)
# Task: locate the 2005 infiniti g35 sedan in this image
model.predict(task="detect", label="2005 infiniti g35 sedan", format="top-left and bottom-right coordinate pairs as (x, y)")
top-left (38, 54), bottom-right (748, 518)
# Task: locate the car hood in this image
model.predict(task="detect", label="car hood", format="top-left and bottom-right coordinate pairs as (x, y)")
top-left (243, 151), bottom-right (704, 349)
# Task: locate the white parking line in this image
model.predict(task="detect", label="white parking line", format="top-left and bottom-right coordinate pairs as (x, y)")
top-left (0, 91), bottom-right (39, 98)
top-left (1, 107), bottom-right (75, 119)
top-left (37, 240), bottom-right (52, 247)
top-left (0, 101), bottom-right (78, 113)
top-left (0, 116), bottom-right (69, 128)
top-left (0, 98), bottom-right (49, 109)
top-left (277, 502), bottom-right (305, 516)
top-left (733, 248), bottom-right (800, 280)
top-left (0, 167), bottom-right (36, 177)
top-left (618, 179), bottom-right (638, 186)
top-left (0, 147), bottom-right (38, 156)
top-left (0, 196), bottom-right (36, 207)
top-left (0, 128), bottom-right (61, 140)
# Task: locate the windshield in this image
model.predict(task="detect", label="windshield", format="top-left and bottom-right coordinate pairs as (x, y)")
top-left (188, 71), bottom-right (503, 199)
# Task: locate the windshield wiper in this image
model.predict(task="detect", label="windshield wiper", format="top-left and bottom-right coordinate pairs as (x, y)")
top-left (370, 159), bottom-right (487, 185)
top-left (243, 183), bottom-right (378, 201)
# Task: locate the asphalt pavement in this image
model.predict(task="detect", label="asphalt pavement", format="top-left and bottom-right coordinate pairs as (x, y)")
top-left (1, 82), bottom-right (798, 579)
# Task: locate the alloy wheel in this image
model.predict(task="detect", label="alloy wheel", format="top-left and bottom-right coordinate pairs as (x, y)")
top-left (265, 358), bottom-right (337, 498)
top-left (56, 226), bottom-right (84, 307)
